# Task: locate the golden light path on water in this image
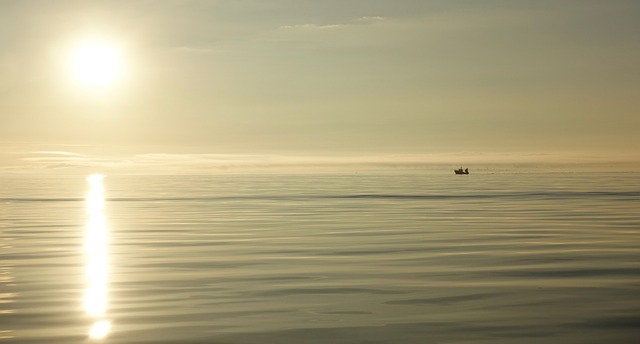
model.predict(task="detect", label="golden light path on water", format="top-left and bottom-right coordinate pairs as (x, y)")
top-left (84, 175), bottom-right (111, 340)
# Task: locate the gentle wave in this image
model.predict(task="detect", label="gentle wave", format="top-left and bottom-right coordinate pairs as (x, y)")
top-left (2, 190), bottom-right (639, 203)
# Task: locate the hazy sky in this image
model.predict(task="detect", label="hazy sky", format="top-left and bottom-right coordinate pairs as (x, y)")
top-left (1, 0), bottom-right (639, 172)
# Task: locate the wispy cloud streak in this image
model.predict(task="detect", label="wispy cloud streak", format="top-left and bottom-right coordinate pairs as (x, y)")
top-left (279, 16), bottom-right (386, 31)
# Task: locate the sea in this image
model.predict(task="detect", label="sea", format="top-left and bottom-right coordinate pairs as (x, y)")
top-left (1, 171), bottom-right (639, 343)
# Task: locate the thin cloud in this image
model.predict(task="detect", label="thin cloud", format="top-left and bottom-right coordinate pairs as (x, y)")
top-left (31, 151), bottom-right (87, 157)
top-left (279, 23), bottom-right (346, 30)
top-left (357, 16), bottom-right (386, 22)
top-left (280, 16), bottom-right (386, 31)
top-left (16, 150), bottom-right (126, 171)
top-left (21, 151), bottom-right (87, 165)
top-left (173, 45), bottom-right (225, 54)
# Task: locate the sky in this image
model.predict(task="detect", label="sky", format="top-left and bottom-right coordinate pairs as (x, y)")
top-left (1, 0), bottom-right (639, 173)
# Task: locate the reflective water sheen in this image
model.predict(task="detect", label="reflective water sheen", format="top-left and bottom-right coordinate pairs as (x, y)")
top-left (84, 175), bottom-right (111, 339)
top-left (1, 173), bottom-right (639, 343)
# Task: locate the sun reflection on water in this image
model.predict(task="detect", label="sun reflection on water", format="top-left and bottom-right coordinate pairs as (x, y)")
top-left (84, 174), bottom-right (111, 340)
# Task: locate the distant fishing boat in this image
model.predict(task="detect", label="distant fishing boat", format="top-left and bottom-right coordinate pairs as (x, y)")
top-left (454, 167), bottom-right (469, 175)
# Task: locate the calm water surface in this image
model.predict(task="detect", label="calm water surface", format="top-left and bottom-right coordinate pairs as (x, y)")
top-left (1, 173), bottom-right (639, 343)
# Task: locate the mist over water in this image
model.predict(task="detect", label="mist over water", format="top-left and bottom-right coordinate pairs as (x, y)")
top-left (1, 172), bottom-right (639, 343)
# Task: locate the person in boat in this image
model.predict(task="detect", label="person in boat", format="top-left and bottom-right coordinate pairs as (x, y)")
top-left (454, 167), bottom-right (469, 174)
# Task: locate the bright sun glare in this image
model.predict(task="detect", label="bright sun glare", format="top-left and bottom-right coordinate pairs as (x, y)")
top-left (72, 41), bottom-right (123, 88)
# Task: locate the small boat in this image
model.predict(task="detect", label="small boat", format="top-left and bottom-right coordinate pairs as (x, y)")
top-left (454, 167), bottom-right (469, 175)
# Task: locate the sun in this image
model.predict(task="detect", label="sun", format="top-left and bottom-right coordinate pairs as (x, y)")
top-left (71, 41), bottom-right (123, 88)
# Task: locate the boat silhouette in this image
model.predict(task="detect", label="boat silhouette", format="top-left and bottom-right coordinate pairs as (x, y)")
top-left (454, 167), bottom-right (469, 175)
